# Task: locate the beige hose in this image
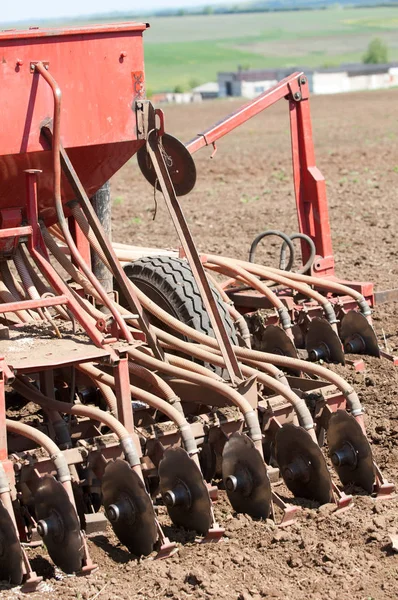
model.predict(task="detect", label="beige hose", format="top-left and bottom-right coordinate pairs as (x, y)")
top-left (205, 255), bottom-right (338, 332)
top-left (127, 346), bottom-right (264, 456)
top-left (19, 245), bottom-right (70, 321)
top-left (0, 273), bottom-right (32, 323)
top-left (13, 377), bottom-right (141, 471)
top-left (77, 362), bottom-right (199, 460)
top-left (204, 257), bottom-right (294, 336)
top-left (128, 361), bottom-right (184, 415)
top-left (156, 336), bottom-right (316, 438)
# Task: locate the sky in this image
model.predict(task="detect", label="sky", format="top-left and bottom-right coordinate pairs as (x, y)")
top-left (2, 0), bottom-right (232, 24)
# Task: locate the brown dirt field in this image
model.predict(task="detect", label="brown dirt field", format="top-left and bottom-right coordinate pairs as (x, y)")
top-left (2, 89), bottom-right (398, 600)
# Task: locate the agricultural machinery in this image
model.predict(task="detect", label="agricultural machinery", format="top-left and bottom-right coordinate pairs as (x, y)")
top-left (0, 21), bottom-right (394, 590)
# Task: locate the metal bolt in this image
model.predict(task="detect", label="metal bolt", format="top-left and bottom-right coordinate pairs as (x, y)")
top-left (225, 475), bottom-right (238, 492)
top-left (331, 442), bottom-right (357, 468)
top-left (37, 519), bottom-right (49, 537)
top-left (16, 59), bottom-right (23, 67)
top-left (163, 490), bottom-right (177, 507)
top-left (300, 76), bottom-right (307, 85)
top-left (107, 504), bottom-right (120, 522)
top-left (293, 91), bottom-right (302, 101)
top-left (79, 447), bottom-right (89, 459)
top-left (120, 51), bottom-right (127, 59)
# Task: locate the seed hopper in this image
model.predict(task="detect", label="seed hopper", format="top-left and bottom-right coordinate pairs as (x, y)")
top-left (0, 22), bottom-right (394, 590)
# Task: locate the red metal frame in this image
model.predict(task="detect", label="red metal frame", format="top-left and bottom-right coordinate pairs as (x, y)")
top-left (186, 73), bottom-right (346, 281)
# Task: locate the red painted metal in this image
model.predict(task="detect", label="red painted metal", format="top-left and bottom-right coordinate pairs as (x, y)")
top-left (114, 354), bottom-right (136, 435)
top-left (68, 217), bottom-right (92, 271)
top-left (186, 73), bottom-right (334, 278)
top-left (24, 169), bottom-right (108, 348)
top-left (0, 367), bottom-right (6, 462)
top-left (0, 225), bottom-right (32, 239)
top-left (0, 23), bottom-right (148, 225)
top-left (0, 295), bottom-right (68, 314)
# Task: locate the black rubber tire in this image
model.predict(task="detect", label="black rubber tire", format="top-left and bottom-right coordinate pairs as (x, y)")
top-left (120, 256), bottom-right (237, 377)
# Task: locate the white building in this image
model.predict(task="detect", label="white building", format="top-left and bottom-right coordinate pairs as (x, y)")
top-left (218, 63), bottom-right (398, 98)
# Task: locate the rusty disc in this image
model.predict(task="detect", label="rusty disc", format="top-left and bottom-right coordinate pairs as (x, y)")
top-left (102, 459), bottom-right (157, 556)
top-left (340, 311), bottom-right (380, 357)
top-left (275, 424), bottom-right (333, 504)
top-left (306, 318), bottom-right (345, 365)
top-left (261, 325), bottom-right (300, 376)
top-left (137, 133), bottom-right (197, 196)
top-left (327, 410), bottom-right (375, 493)
top-left (0, 500), bottom-right (23, 584)
top-left (222, 432), bottom-right (271, 519)
top-left (159, 447), bottom-right (212, 535)
top-left (34, 475), bottom-right (84, 574)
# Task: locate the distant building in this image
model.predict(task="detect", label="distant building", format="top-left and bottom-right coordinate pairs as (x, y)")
top-left (151, 92), bottom-right (202, 104)
top-left (218, 63), bottom-right (398, 98)
top-left (192, 82), bottom-right (220, 100)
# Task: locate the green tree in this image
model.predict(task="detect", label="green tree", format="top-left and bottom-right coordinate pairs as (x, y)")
top-left (363, 38), bottom-right (389, 64)
top-left (203, 6), bottom-right (214, 14)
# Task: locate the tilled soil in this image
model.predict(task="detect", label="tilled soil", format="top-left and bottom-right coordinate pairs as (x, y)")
top-left (2, 90), bottom-right (398, 600)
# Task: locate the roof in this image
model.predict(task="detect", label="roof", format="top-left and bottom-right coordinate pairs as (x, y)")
top-left (219, 62), bottom-right (398, 81)
top-left (193, 82), bottom-right (219, 93)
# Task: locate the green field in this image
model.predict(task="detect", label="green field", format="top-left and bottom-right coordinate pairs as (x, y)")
top-left (141, 7), bottom-right (398, 92)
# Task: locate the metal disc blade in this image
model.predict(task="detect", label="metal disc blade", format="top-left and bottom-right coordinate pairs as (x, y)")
top-left (102, 459), bottom-right (157, 556)
top-left (306, 318), bottom-right (345, 365)
top-left (137, 133), bottom-right (197, 196)
top-left (261, 325), bottom-right (300, 376)
top-left (340, 311), bottom-right (380, 357)
top-left (199, 442), bottom-right (217, 482)
top-left (0, 500), bottom-right (23, 584)
top-left (327, 410), bottom-right (375, 493)
top-left (222, 432), bottom-right (271, 519)
top-left (275, 424), bottom-right (333, 504)
top-left (159, 447), bottom-right (212, 535)
top-left (34, 475), bottom-right (84, 574)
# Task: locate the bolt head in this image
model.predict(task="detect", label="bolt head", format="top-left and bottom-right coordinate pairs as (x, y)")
top-left (225, 475), bottom-right (238, 492)
top-left (37, 519), bottom-right (48, 537)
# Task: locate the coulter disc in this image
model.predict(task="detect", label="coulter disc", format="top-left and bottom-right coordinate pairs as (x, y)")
top-left (261, 325), bottom-right (300, 376)
top-left (34, 475), bottom-right (84, 574)
top-left (327, 410), bottom-right (375, 493)
top-left (340, 311), bottom-right (380, 357)
top-left (275, 424), bottom-right (333, 504)
top-left (159, 447), bottom-right (212, 535)
top-left (102, 459), bottom-right (157, 556)
top-left (0, 500), bottom-right (23, 584)
top-left (137, 133), bottom-right (197, 197)
top-left (222, 432), bottom-right (271, 519)
top-left (306, 318), bottom-right (345, 364)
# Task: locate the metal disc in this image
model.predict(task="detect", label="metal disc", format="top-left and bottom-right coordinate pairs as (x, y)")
top-left (0, 500), bottom-right (23, 584)
top-left (327, 410), bottom-right (375, 493)
top-left (340, 311), bottom-right (380, 357)
top-left (137, 133), bottom-right (197, 196)
top-left (102, 459), bottom-right (157, 556)
top-left (306, 318), bottom-right (345, 365)
top-left (159, 447), bottom-right (212, 535)
top-left (275, 424), bottom-right (333, 504)
top-left (261, 325), bottom-right (300, 376)
top-left (222, 432), bottom-right (271, 519)
top-left (34, 475), bottom-right (84, 574)
top-left (199, 442), bottom-right (217, 482)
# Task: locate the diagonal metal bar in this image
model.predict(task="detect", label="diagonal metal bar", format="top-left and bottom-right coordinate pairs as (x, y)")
top-left (142, 101), bottom-right (243, 384)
